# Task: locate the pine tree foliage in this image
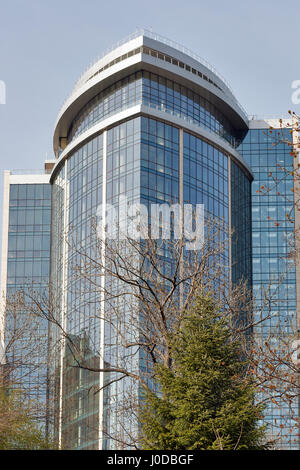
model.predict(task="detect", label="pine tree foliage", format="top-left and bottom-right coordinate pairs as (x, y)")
top-left (141, 293), bottom-right (269, 450)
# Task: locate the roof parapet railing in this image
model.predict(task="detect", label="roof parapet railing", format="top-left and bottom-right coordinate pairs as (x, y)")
top-left (56, 28), bottom-right (248, 128)
top-left (248, 114), bottom-right (291, 121)
top-left (9, 169), bottom-right (46, 175)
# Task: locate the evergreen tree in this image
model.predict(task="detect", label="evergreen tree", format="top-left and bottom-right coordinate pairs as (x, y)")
top-left (141, 293), bottom-right (269, 450)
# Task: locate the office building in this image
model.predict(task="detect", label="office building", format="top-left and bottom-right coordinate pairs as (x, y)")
top-left (1, 30), bottom-right (298, 449)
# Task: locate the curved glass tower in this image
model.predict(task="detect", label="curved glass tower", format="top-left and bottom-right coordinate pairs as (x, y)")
top-left (50, 30), bottom-right (252, 449)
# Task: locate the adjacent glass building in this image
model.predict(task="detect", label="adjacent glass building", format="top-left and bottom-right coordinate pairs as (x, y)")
top-left (239, 120), bottom-right (298, 449)
top-left (0, 169), bottom-right (52, 432)
top-left (1, 30), bottom-right (298, 449)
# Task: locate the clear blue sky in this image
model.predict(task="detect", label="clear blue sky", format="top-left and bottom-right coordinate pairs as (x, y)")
top-left (0, 0), bottom-right (299, 259)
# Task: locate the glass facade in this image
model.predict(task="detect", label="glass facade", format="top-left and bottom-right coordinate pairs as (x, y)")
top-left (239, 128), bottom-right (298, 449)
top-left (67, 71), bottom-right (241, 148)
top-left (140, 117), bottom-right (179, 206)
top-left (231, 160), bottom-right (252, 287)
top-left (51, 136), bottom-right (104, 450)
top-left (3, 32), bottom-right (299, 452)
top-left (183, 130), bottom-right (230, 286)
top-left (7, 184), bottom-right (51, 288)
top-left (52, 109), bottom-right (252, 449)
top-left (183, 132), bottom-right (252, 291)
top-left (5, 182), bottom-right (51, 427)
top-left (183, 131), bottom-right (229, 220)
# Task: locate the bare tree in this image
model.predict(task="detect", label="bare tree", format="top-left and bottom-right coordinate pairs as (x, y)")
top-left (4, 208), bottom-right (300, 449)
top-left (0, 288), bottom-right (54, 447)
top-left (19, 215), bottom-right (249, 448)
